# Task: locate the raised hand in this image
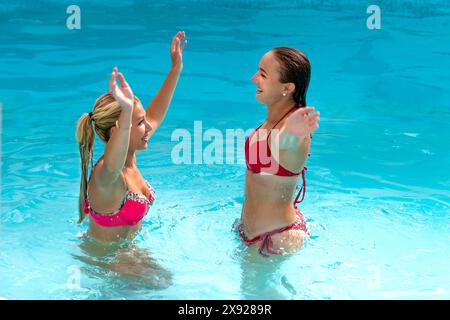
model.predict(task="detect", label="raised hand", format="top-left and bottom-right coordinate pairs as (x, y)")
top-left (285, 106), bottom-right (320, 139)
top-left (170, 31), bottom-right (187, 72)
top-left (108, 67), bottom-right (134, 112)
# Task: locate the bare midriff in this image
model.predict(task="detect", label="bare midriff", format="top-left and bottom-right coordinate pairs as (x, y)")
top-left (241, 172), bottom-right (301, 238)
top-left (88, 221), bottom-right (141, 242)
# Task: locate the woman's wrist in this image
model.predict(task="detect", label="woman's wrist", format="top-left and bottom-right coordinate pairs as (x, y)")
top-left (120, 105), bottom-right (133, 114)
top-left (170, 64), bottom-right (183, 74)
top-left (279, 128), bottom-right (306, 150)
top-left (117, 108), bottom-right (132, 130)
top-left (115, 120), bottom-right (131, 130)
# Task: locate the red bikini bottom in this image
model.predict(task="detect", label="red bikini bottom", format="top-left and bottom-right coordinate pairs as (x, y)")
top-left (238, 208), bottom-right (308, 257)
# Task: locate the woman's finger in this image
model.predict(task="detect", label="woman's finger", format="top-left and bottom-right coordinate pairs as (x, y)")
top-left (117, 72), bottom-right (129, 89)
top-left (173, 31), bottom-right (182, 45)
top-left (297, 106), bottom-right (315, 117)
top-left (171, 36), bottom-right (179, 53)
top-left (180, 39), bottom-right (187, 51)
top-left (310, 114), bottom-right (319, 123)
top-left (309, 117), bottom-right (319, 128)
top-left (109, 67), bottom-right (117, 90)
top-left (306, 118), bottom-right (316, 128)
top-left (304, 114), bottom-right (316, 123)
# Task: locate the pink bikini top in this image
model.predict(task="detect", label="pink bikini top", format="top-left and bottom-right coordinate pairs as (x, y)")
top-left (245, 106), bottom-right (311, 205)
top-left (83, 180), bottom-right (155, 227)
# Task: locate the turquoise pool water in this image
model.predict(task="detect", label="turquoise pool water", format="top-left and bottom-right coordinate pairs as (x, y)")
top-left (1, 0), bottom-right (449, 299)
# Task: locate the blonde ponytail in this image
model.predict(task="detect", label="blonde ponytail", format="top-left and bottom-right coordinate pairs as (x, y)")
top-left (75, 113), bottom-right (95, 223)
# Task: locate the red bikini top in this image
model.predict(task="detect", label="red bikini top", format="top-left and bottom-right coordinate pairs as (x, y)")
top-left (245, 106), bottom-right (311, 205)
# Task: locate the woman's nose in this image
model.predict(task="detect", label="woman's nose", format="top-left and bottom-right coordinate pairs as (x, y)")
top-left (146, 121), bottom-right (153, 132)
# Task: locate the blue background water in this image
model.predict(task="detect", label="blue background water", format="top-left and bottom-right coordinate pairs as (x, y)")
top-left (0, 0), bottom-right (449, 299)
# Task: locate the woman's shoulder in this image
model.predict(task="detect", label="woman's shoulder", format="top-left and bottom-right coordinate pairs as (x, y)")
top-left (88, 157), bottom-right (104, 183)
top-left (88, 157), bottom-right (126, 194)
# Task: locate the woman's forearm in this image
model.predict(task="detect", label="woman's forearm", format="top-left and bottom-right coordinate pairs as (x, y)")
top-left (102, 110), bottom-right (132, 177)
top-left (277, 127), bottom-right (308, 150)
top-left (145, 67), bottom-right (181, 128)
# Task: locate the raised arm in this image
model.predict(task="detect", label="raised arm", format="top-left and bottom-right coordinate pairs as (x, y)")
top-left (277, 106), bottom-right (320, 151)
top-left (269, 106), bottom-right (319, 172)
top-left (146, 31), bottom-right (187, 132)
top-left (95, 67), bottom-right (134, 187)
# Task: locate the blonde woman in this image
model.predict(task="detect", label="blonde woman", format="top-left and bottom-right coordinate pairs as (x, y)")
top-left (76, 31), bottom-right (186, 243)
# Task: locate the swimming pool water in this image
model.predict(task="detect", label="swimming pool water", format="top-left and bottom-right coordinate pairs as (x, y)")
top-left (1, 0), bottom-right (449, 299)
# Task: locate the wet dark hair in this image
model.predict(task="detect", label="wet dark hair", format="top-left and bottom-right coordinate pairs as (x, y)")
top-left (272, 47), bottom-right (311, 107)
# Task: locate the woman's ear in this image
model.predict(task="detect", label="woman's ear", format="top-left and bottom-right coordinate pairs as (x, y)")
top-left (109, 125), bottom-right (116, 138)
top-left (285, 82), bottom-right (296, 95)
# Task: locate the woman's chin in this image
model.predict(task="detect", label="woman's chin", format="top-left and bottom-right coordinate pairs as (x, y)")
top-left (255, 96), bottom-right (266, 104)
top-left (137, 142), bottom-right (148, 150)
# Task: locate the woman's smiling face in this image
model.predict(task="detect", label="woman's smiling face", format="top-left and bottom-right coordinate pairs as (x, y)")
top-left (129, 99), bottom-right (152, 151)
top-left (251, 51), bottom-right (287, 106)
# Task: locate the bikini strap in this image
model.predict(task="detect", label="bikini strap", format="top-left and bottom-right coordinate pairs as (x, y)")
top-left (249, 123), bottom-right (263, 139)
top-left (258, 219), bottom-right (301, 256)
top-left (266, 105), bottom-right (298, 140)
top-left (294, 166), bottom-right (307, 206)
top-left (259, 233), bottom-right (282, 256)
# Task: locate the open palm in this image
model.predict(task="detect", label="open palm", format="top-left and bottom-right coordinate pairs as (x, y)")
top-left (170, 31), bottom-right (187, 71)
top-left (285, 106), bottom-right (320, 139)
top-left (108, 67), bottom-right (134, 111)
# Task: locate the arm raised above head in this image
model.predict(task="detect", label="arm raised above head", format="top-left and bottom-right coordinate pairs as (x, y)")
top-left (146, 31), bottom-right (187, 133)
top-left (95, 67), bottom-right (134, 187)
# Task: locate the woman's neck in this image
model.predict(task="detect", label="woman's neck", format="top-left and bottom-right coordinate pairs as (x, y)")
top-left (266, 100), bottom-right (296, 124)
top-left (124, 151), bottom-right (137, 169)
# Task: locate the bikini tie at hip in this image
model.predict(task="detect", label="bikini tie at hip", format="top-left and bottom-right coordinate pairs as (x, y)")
top-left (259, 232), bottom-right (283, 257)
